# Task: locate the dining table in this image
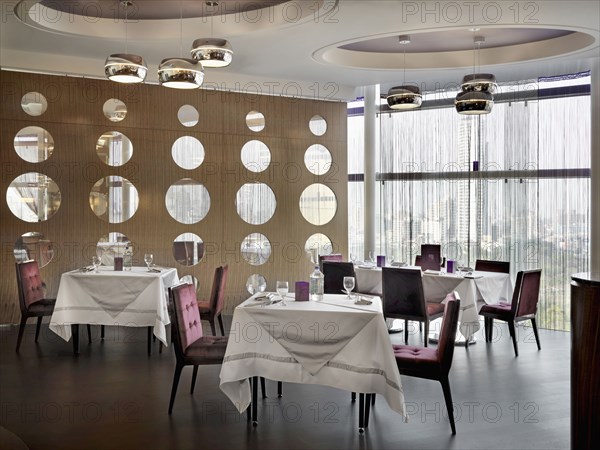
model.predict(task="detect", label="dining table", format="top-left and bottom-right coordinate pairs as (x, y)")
top-left (354, 265), bottom-right (513, 342)
top-left (219, 293), bottom-right (406, 431)
top-left (49, 265), bottom-right (179, 354)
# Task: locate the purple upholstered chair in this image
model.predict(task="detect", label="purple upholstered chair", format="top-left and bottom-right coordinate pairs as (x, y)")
top-left (382, 267), bottom-right (445, 347)
top-left (479, 269), bottom-right (542, 356)
top-left (168, 283), bottom-right (228, 414)
top-left (197, 265), bottom-right (228, 336)
top-left (393, 293), bottom-right (461, 434)
top-left (322, 261), bottom-right (358, 295)
top-left (474, 259), bottom-right (510, 274)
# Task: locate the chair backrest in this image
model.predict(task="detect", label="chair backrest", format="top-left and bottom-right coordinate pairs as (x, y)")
top-left (322, 261), bottom-right (356, 294)
top-left (475, 259), bottom-right (510, 273)
top-left (420, 244), bottom-right (441, 271)
top-left (206, 266), bottom-right (222, 314)
top-left (15, 260), bottom-right (45, 310)
top-left (173, 241), bottom-right (195, 265)
top-left (514, 269), bottom-right (542, 318)
top-left (170, 283), bottom-right (203, 354)
top-left (214, 265), bottom-right (228, 316)
top-left (382, 267), bottom-right (427, 320)
top-left (319, 253), bottom-right (343, 271)
top-left (436, 293), bottom-right (461, 371)
top-left (414, 255), bottom-right (422, 267)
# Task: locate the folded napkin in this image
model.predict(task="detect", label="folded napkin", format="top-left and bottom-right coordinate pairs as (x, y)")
top-left (354, 297), bottom-right (373, 305)
top-left (357, 264), bottom-right (376, 269)
top-left (149, 268), bottom-right (162, 273)
top-left (79, 266), bottom-right (94, 272)
top-left (253, 293), bottom-right (276, 301)
top-left (391, 261), bottom-right (407, 267)
top-left (424, 269), bottom-right (441, 275)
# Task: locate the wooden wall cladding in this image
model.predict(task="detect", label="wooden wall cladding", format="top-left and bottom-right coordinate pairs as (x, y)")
top-left (0, 71), bottom-right (348, 324)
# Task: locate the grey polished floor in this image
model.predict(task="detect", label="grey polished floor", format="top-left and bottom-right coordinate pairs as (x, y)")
top-left (0, 319), bottom-right (569, 450)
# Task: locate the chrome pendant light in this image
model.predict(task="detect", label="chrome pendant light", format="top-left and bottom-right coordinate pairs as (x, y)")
top-left (455, 36), bottom-right (497, 115)
top-left (190, 2), bottom-right (233, 68)
top-left (104, 1), bottom-right (147, 84)
top-left (158, 4), bottom-right (204, 89)
top-left (386, 35), bottom-right (421, 110)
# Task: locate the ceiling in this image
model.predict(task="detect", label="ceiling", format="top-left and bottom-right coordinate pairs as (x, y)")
top-left (2, 0), bottom-right (599, 101)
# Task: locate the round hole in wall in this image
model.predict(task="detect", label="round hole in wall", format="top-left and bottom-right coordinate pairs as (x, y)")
top-left (241, 140), bottom-right (271, 173)
top-left (172, 136), bottom-right (205, 170)
top-left (178, 105), bottom-right (199, 127)
top-left (89, 176), bottom-right (139, 223)
top-left (7, 172), bottom-right (61, 222)
top-left (172, 233), bottom-right (204, 266)
top-left (246, 110), bottom-right (265, 132)
top-left (241, 232), bottom-right (271, 266)
top-left (14, 232), bottom-right (55, 267)
top-left (165, 179), bottom-right (210, 224)
top-left (246, 274), bottom-right (267, 295)
top-left (102, 98), bottom-right (127, 122)
top-left (304, 144), bottom-right (332, 175)
top-left (309, 114), bottom-right (327, 136)
top-left (299, 183), bottom-right (337, 226)
top-left (304, 233), bottom-right (334, 256)
top-left (235, 183), bottom-right (276, 225)
top-left (21, 92), bottom-right (48, 116)
top-left (14, 126), bottom-right (54, 163)
top-left (96, 131), bottom-right (133, 166)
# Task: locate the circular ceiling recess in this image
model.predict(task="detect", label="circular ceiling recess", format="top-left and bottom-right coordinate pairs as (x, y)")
top-left (314, 27), bottom-right (596, 70)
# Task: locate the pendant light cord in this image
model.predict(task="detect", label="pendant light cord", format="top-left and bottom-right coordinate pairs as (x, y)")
top-left (179, 2), bottom-right (183, 57)
top-left (124, 1), bottom-right (128, 54)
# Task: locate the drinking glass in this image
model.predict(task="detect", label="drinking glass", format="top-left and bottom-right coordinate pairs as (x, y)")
top-left (144, 253), bottom-right (153, 271)
top-left (350, 253), bottom-right (357, 264)
top-left (343, 276), bottom-right (355, 299)
top-left (368, 251), bottom-right (375, 264)
top-left (92, 255), bottom-right (101, 273)
top-left (276, 281), bottom-right (289, 306)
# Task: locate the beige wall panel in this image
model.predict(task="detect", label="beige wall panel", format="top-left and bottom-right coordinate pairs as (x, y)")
top-left (1, 70), bottom-right (347, 324)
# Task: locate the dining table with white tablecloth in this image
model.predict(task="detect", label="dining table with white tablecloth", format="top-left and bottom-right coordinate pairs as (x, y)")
top-left (354, 266), bottom-right (513, 340)
top-left (219, 293), bottom-right (406, 420)
top-left (49, 266), bottom-right (179, 346)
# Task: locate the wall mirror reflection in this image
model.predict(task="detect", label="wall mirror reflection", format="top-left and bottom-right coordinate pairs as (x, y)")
top-left (102, 98), bottom-right (127, 122)
top-left (241, 233), bottom-right (271, 266)
top-left (96, 131), bottom-right (133, 166)
top-left (304, 144), bottom-right (332, 175)
top-left (6, 172), bottom-right (61, 222)
top-left (304, 233), bottom-right (334, 256)
top-left (246, 110), bottom-right (265, 132)
top-left (309, 114), bottom-right (327, 136)
top-left (21, 92), bottom-right (48, 116)
top-left (89, 176), bottom-right (139, 223)
top-left (166, 179), bottom-right (211, 224)
top-left (172, 136), bottom-right (205, 170)
top-left (246, 274), bottom-right (267, 294)
top-left (14, 232), bottom-right (54, 267)
top-left (173, 233), bottom-right (204, 266)
top-left (178, 105), bottom-right (199, 127)
top-left (14, 126), bottom-right (54, 163)
top-left (299, 183), bottom-right (337, 225)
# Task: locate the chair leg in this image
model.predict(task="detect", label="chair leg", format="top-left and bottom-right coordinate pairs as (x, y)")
top-left (365, 394), bottom-right (371, 428)
top-left (86, 325), bottom-right (92, 344)
top-left (101, 325), bottom-right (105, 340)
top-left (358, 394), bottom-right (365, 433)
top-left (351, 392), bottom-right (356, 402)
top-left (440, 377), bottom-right (456, 435)
top-left (424, 320), bottom-right (429, 347)
top-left (147, 327), bottom-right (152, 355)
top-left (15, 316), bottom-right (27, 352)
top-left (371, 393), bottom-right (376, 405)
top-left (260, 377), bottom-right (266, 398)
top-left (191, 365), bottom-right (199, 394)
top-left (531, 318), bottom-right (541, 350)
top-left (217, 314), bottom-right (225, 336)
top-left (277, 381), bottom-right (282, 398)
top-left (251, 376), bottom-right (258, 425)
top-left (404, 319), bottom-right (409, 344)
top-left (209, 320), bottom-right (217, 337)
top-left (72, 324), bottom-right (80, 355)
top-left (508, 321), bottom-right (519, 357)
top-left (168, 363), bottom-right (184, 414)
top-left (419, 322), bottom-right (423, 332)
top-left (35, 316), bottom-right (43, 342)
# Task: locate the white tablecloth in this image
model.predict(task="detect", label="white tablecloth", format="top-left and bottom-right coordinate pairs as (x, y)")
top-left (49, 266), bottom-right (179, 345)
top-left (219, 294), bottom-right (406, 418)
top-left (355, 267), bottom-right (512, 339)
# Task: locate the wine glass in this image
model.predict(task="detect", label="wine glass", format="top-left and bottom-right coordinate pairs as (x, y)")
top-left (144, 253), bottom-right (153, 271)
top-left (276, 281), bottom-right (289, 306)
top-left (92, 255), bottom-right (101, 273)
top-left (343, 276), bottom-right (355, 299)
top-left (350, 253), bottom-right (357, 265)
top-left (368, 251), bottom-right (375, 264)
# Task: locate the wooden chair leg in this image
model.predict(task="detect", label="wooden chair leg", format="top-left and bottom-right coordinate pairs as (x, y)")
top-left (424, 320), bottom-right (429, 347)
top-left (371, 393), bottom-right (376, 405)
top-left (168, 363), bottom-right (184, 414)
top-left (101, 325), bottom-right (105, 340)
top-left (531, 318), bottom-right (541, 350)
top-left (217, 315), bottom-right (225, 336)
top-left (440, 377), bottom-right (456, 435)
top-left (72, 324), bottom-right (80, 355)
top-left (35, 316), bottom-right (43, 342)
top-left (404, 319), bottom-right (409, 344)
top-left (191, 365), bottom-right (199, 394)
top-left (251, 376), bottom-right (258, 425)
top-left (147, 327), bottom-right (152, 355)
top-left (365, 393), bottom-right (372, 428)
top-left (358, 393), bottom-right (365, 433)
top-left (277, 381), bottom-right (282, 398)
top-left (86, 325), bottom-right (92, 344)
top-left (351, 392), bottom-right (356, 402)
top-left (508, 321), bottom-right (519, 357)
top-left (15, 315), bottom-right (27, 352)
top-left (209, 320), bottom-right (217, 337)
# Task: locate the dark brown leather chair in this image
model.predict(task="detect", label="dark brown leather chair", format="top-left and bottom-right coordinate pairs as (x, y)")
top-left (475, 259), bottom-right (510, 273)
top-left (322, 261), bottom-right (357, 295)
top-left (197, 265), bottom-right (228, 336)
top-left (168, 283), bottom-right (228, 414)
top-left (318, 253), bottom-right (343, 271)
top-left (382, 267), bottom-right (445, 346)
top-left (393, 294), bottom-right (461, 434)
top-left (479, 269), bottom-right (542, 356)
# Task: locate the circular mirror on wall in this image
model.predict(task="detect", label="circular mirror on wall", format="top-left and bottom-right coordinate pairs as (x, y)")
top-left (246, 274), bottom-right (267, 295)
top-left (309, 114), bottom-right (327, 136)
top-left (172, 136), bottom-right (205, 170)
top-left (14, 126), bottom-right (54, 163)
top-left (165, 179), bottom-right (210, 224)
top-left (241, 233), bottom-right (271, 266)
top-left (299, 183), bottom-right (337, 226)
top-left (241, 140), bottom-right (271, 173)
top-left (246, 110), bottom-right (265, 132)
top-left (14, 232), bottom-right (55, 267)
top-left (97, 232), bottom-right (131, 266)
top-left (89, 176), bottom-right (139, 223)
top-left (172, 233), bottom-right (204, 266)
top-left (102, 98), bottom-right (127, 122)
top-left (21, 92), bottom-right (48, 116)
top-left (304, 233), bottom-right (334, 256)
top-left (6, 172), bottom-right (61, 222)
top-left (235, 183), bottom-right (276, 225)
top-left (96, 131), bottom-right (133, 166)
top-left (178, 105), bottom-right (199, 127)
top-left (304, 144), bottom-right (332, 175)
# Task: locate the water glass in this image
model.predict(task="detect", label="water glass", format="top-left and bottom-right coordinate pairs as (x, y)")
top-left (276, 280), bottom-right (289, 306)
top-left (144, 253), bottom-right (153, 270)
top-left (92, 256), bottom-right (101, 273)
top-left (343, 276), bottom-right (355, 299)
